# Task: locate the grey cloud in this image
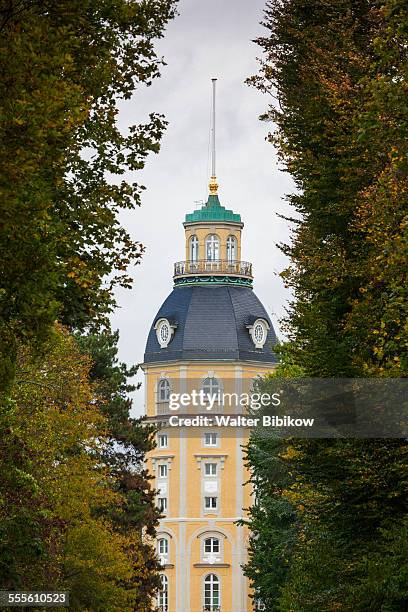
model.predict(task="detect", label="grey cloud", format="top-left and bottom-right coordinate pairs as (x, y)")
top-left (110, 0), bottom-right (295, 415)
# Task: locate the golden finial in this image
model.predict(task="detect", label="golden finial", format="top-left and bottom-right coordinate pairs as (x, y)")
top-left (209, 175), bottom-right (218, 195)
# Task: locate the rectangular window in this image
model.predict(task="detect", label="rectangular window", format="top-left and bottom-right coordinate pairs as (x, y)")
top-left (205, 462), bottom-right (217, 476)
top-left (158, 464), bottom-right (168, 478)
top-left (158, 434), bottom-right (168, 448)
top-left (205, 496), bottom-right (217, 510)
top-left (204, 432), bottom-right (218, 447)
top-left (204, 537), bottom-right (220, 554)
top-left (158, 497), bottom-right (167, 512)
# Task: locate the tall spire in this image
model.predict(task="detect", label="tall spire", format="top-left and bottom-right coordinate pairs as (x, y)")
top-left (209, 78), bottom-right (218, 195)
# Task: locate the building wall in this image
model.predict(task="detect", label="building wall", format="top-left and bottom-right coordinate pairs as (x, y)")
top-left (144, 360), bottom-right (274, 612)
top-left (184, 223), bottom-right (242, 262)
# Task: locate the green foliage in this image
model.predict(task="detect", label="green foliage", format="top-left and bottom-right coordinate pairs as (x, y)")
top-left (276, 438), bottom-right (408, 610)
top-left (76, 330), bottom-right (153, 464)
top-left (0, 2), bottom-right (176, 605)
top-left (347, 521), bottom-right (408, 611)
top-left (242, 349), bottom-right (302, 609)
top-left (76, 330), bottom-right (161, 605)
top-left (0, 0), bottom-right (177, 392)
top-left (249, 0), bottom-right (407, 378)
top-left (243, 438), bottom-right (297, 610)
top-left (246, 366), bottom-right (408, 610)
top-left (246, 1), bottom-right (408, 609)
top-left (0, 327), bottom-right (155, 610)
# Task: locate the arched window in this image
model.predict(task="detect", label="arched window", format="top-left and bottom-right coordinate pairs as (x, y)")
top-left (226, 235), bottom-right (237, 262)
top-left (158, 574), bottom-right (168, 610)
top-left (202, 377), bottom-right (220, 396)
top-left (202, 377), bottom-right (220, 405)
top-left (157, 497), bottom-right (167, 513)
top-left (204, 574), bottom-right (220, 610)
top-left (205, 234), bottom-right (220, 261)
top-left (157, 538), bottom-right (169, 558)
top-left (190, 235), bottom-right (199, 262)
top-left (204, 537), bottom-right (220, 554)
top-left (158, 379), bottom-right (170, 402)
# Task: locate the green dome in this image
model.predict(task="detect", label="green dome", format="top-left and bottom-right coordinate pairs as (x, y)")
top-left (184, 194), bottom-right (242, 224)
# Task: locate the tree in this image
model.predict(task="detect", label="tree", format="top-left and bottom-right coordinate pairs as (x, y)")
top-left (242, 346), bottom-right (302, 610)
top-left (245, 361), bottom-right (408, 610)
top-left (246, 1), bottom-right (408, 609)
top-left (0, 3), bottom-right (177, 602)
top-left (0, 326), bottom-right (160, 610)
top-left (76, 330), bottom-right (161, 606)
top-left (248, 0), bottom-right (407, 377)
top-left (0, 0), bottom-right (177, 391)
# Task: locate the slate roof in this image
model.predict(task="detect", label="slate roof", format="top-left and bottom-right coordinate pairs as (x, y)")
top-left (144, 285), bottom-right (277, 364)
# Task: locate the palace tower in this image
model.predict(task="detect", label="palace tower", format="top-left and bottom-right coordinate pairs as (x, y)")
top-left (142, 81), bottom-right (277, 612)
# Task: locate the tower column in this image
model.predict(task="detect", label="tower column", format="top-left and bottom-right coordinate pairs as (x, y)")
top-left (143, 79), bottom-right (277, 612)
top-left (177, 366), bottom-right (188, 612)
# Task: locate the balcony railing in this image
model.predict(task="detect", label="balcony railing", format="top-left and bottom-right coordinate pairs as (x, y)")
top-left (203, 607), bottom-right (221, 612)
top-left (174, 260), bottom-right (252, 278)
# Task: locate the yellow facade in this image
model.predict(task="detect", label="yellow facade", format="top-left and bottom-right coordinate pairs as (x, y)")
top-left (144, 361), bottom-right (274, 612)
top-left (184, 224), bottom-right (242, 262)
top-left (143, 187), bottom-right (276, 611)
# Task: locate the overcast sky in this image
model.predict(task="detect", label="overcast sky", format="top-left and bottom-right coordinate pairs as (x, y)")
top-left (110, 0), bottom-right (295, 414)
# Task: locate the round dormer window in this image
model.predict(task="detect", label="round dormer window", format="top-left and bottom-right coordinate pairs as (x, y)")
top-left (248, 318), bottom-right (269, 349)
top-left (155, 318), bottom-right (174, 348)
top-left (254, 322), bottom-right (266, 345)
top-left (159, 322), bottom-right (169, 343)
